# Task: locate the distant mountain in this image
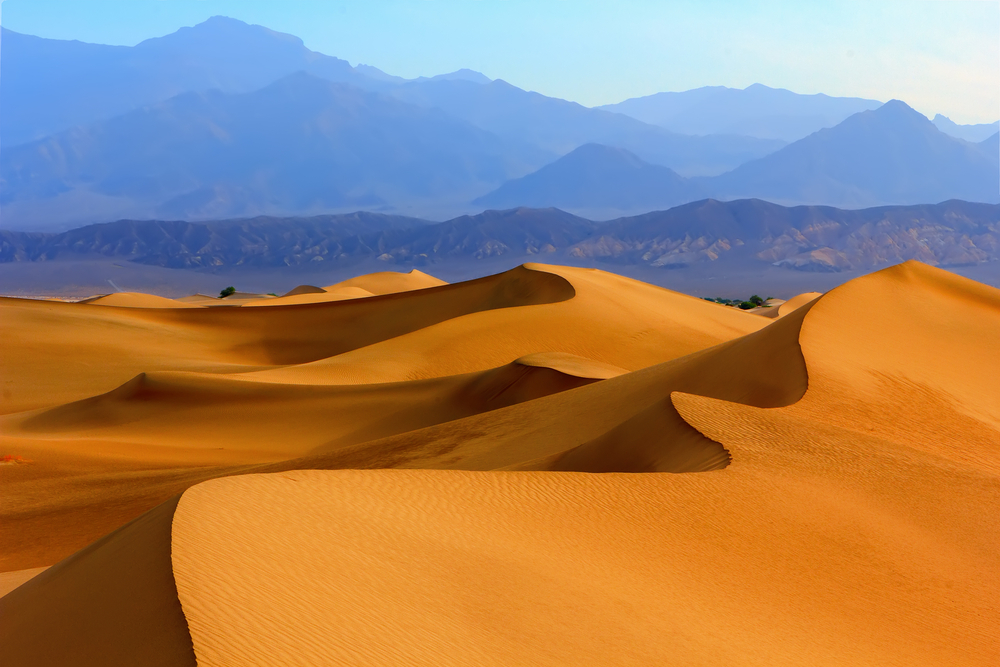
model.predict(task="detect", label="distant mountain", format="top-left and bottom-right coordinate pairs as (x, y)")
top-left (598, 84), bottom-right (881, 142)
top-left (387, 79), bottom-right (785, 176)
top-left (0, 73), bottom-right (548, 230)
top-left (978, 133), bottom-right (999, 165)
top-left (0, 207), bottom-right (597, 267)
top-left (567, 199), bottom-right (1000, 271)
top-left (932, 115), bottom-right (1000, 143)
top-left (0, 212), bottom-right (428, 266)
top-left (0, 17), bottom-right (404, 147)
top-left (4, 200), bottom-right (997, 274)
top-left (707, 101), bottom-right (1000, 207)
top-left (417, 69), bottom-right (492, 84)
top-left (360, 207), bottom-right (599, 263)
top-left (474, 144), bottom-right (704, 216)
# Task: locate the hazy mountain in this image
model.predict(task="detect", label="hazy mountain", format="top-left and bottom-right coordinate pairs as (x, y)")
top-left (932, 115), bottom-right (1000, 143)
top-left (566, 199), bottom-right (999, 271)
top-left (417, 69), bottom-right (492, 84)
top-left (387, 78), bottom-right (785, 176)
top-left (474, 144), bottom-right (704, 216)
top-left (0, 16), bottom-right (399, 146)
top-left (0, 73), bottom-right (547, 230)
top-left (707, 101), bottom-right (1000, 207)
top-left (5, 200), bottom-right (996, 274)
top-left (978, 133), bottom-right (999, 165)
top-left (598, 84), bottom-right (881, 142)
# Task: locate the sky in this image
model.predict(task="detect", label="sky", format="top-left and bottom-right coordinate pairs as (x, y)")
top-left (2, 0), bottom-right (998, 124)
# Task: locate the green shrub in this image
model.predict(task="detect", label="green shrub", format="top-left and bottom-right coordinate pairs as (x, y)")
top-left (219, 286), bottom-right (236, 298)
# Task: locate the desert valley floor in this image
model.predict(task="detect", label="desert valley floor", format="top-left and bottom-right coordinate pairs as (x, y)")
top-left (1, 260), bottom-right (998, 666)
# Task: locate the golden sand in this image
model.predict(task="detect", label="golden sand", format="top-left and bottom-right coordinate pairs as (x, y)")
top-left (1, 262), bottom-right (997, 665)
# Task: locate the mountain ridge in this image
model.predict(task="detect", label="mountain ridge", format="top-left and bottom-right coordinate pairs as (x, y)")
top-left (4, 199), bottom-right (996, 275)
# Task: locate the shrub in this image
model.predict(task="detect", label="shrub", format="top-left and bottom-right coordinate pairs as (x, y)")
top-left (739, 301), bottom-right (756, 310)
top-left (749, 294), bottom-right (764, 306)
top-left (219, 286), bottom-right (236, 298)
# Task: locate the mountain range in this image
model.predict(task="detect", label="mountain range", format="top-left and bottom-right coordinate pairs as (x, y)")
top-left (473, 102), bottom-right (999, 215)
top-left (1, 16), bottom-right (998, 230)
top-left (597, 84), bottom-right (882, 142)
top-left (932, 114), bottom-right (1000, 143)
top-left (4, 199), bottom-right (997, 275)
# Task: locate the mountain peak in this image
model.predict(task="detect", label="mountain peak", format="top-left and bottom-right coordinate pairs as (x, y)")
top-left (876, 99), bottom-right (923, 117)
top-left (429, 69), bottom-right (492, 84)
top-left (562, 143), bottom-right (648, 168)
top-left (160, 15), bottom-right (305, 48)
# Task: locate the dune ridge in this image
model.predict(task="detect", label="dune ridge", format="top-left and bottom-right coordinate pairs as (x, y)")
top-left (2, 261), bottom-right (998, 666)
top-left (1, 264), bottom-right (765, 568)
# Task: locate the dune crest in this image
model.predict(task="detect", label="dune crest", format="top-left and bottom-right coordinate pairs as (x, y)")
top-left (79, 292), bottom-right (203, 308)
top-left (3, 261), bottom-right (999, 666)
top-left (776, 291), bottom-right (822, 316)
top-left (281, 284), bottom-right (327, 297)
top-left (325, 268), bottom-right (448, 295)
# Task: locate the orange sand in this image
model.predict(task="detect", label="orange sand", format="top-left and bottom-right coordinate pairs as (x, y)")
top-left (1, 262), bottom-right (997, 665)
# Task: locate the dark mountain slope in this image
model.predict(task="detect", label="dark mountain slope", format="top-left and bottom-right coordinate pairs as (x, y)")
top-left (568, 198), bottom-right (1000, 271)
top-left (3, 201), bottom-right (997, 275)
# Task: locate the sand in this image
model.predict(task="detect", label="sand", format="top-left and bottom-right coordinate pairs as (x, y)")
top-left (1, 261), bottom-right (998, 665)
top-left (0, 567), bottom-right (47, 598)
top-left (0, 265), bottom-right (763, 568)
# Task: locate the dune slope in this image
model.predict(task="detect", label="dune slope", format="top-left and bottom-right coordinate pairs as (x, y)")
top-left (0, 496), bottom-right (195, 667)
top-left (1, 264), bottom-right (764, 567)
top-left (2, 261), bottom-right (998, 666)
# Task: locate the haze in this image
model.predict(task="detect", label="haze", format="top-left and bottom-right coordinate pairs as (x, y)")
top-left (3, 0), bottom-right (998, 124)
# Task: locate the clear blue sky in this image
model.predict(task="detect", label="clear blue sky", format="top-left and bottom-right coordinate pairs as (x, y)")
top-left (2, 0), bottom-right (997, 123)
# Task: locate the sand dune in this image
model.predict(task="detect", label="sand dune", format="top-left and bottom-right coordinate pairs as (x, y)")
top-left (325, 268), bottom-right (447, 295)
top-left (241, 264), bottom-right (765, 385)
top-left (1, 264), bottom-right (762, 567)
top-left (242, 285), bottom-right (376, 306)
top-left (0, 265), bottom-right (582, 414)
top-left (2, 261), bottom-right (998, 665)
top-left (78, 292), bottom-right (203, 308)
top-left (777, 290), bottom-right (822, 316)
top-left (281, 284), bottom-right (327, 297)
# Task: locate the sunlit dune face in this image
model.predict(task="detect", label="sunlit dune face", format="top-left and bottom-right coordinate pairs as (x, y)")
top-left (1, 261), bottom-right (998, 666)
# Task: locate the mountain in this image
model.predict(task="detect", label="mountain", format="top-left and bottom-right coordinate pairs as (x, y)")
top-left (0, 16), bottom-right (399, 147)
top-left (0, 212), bottom-right (427, 267)
top-left (474, 144), bottom-right (704, 216)
top-left (4, 200), bottom-right (997, 274)
top-left (598, 84), bottom-right (882, 142)
top-left (0, 73), bottom-right (547, 230)
top-left (977, 132), bottom-right (999, 164)
top-left (362, 207), bottom-right (599, 263)
top-left (707, 100), bottom-right (1000, 207)
top-left (386, 79), bottom-right (785, 176)
top-left (0, 207), bottom-right (597, 267)
top-left (417, 69), bottom-right (492, 84)
top-left (932, 115), bottom-right (1000, 143)
top-left (567, 198), bottom-right (1000, 271)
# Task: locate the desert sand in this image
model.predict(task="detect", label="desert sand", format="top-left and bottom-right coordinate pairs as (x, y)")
top-left (1, 261), bottom-right (998, 665)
